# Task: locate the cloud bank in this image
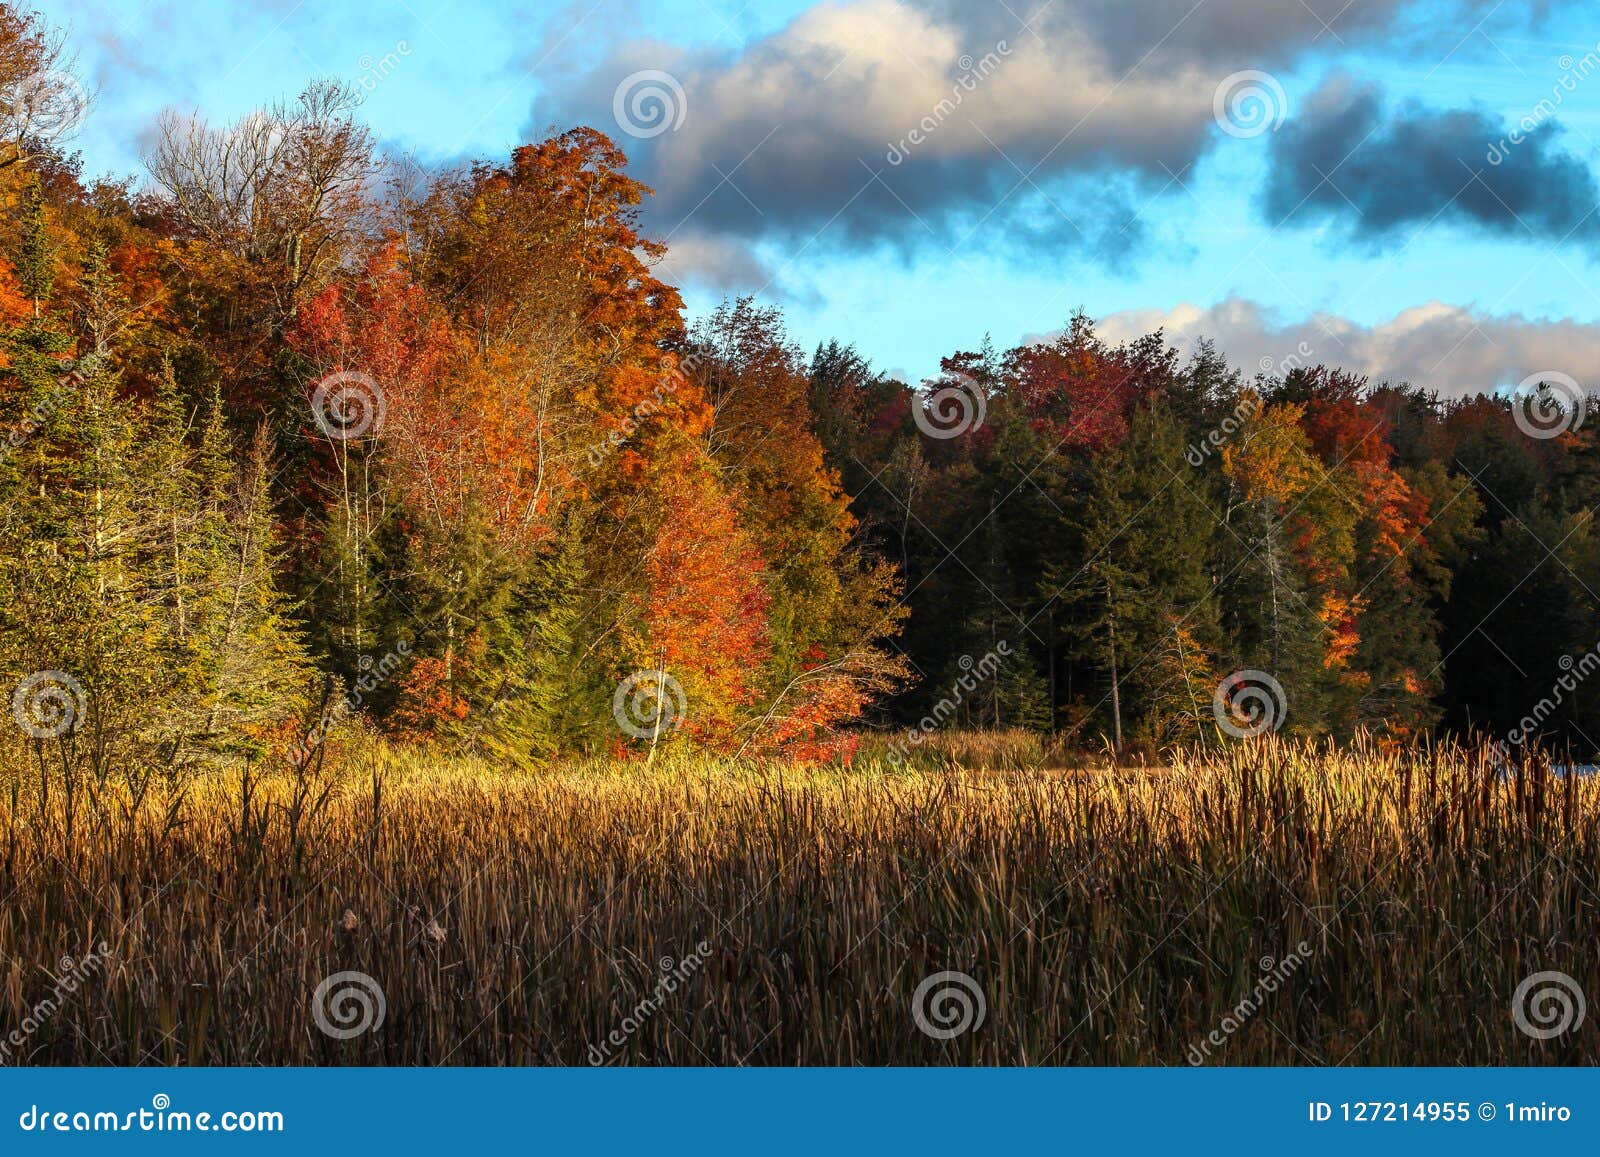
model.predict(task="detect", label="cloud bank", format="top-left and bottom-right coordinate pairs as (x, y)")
top-left (1094, 297), bottom-right (1600, 397)
top-left (531, 0), bottom-right (1514, 283)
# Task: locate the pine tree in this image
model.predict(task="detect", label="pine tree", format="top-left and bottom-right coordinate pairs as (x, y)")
top-left (1048, 401), bottom-right (1221, 751)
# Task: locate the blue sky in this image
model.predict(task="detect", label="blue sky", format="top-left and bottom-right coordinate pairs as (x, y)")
top-left (37, 0), bottom-right (1600, 392)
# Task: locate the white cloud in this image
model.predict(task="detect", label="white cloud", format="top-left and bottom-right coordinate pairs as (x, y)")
top-left (1093, 297), bottom-right (1600, 397)
top-left (652, 230), bottom-right (773, 291)
top-left (534, 0), bottom-right (1355, 249)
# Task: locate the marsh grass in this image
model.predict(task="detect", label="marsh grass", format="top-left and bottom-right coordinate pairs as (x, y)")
top-left (0, 734), bottom-right (1594, 1064)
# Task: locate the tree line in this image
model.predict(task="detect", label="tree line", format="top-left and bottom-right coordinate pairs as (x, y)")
top-left (820, 318), bottom-right (1599, 756)
top-left (1, 6), bottom-right (1595, 772)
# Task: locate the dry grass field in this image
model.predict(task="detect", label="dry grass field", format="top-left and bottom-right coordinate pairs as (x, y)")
top-left (1, 733), bottom-right (1595, 1065)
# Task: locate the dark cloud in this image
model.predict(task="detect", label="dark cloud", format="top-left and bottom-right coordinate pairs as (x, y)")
top-left (918, 0), bottom-right (1453, 72)
top-left (1263, 76), bottom-right (1600, 247)
top-left (533, 10), bottom-right (1187, 260)
top-left (528, 0), bottom-right (1522, 285)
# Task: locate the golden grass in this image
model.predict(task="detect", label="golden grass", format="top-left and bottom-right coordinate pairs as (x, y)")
top-left (1, 734), bottom-right (1595, 1064)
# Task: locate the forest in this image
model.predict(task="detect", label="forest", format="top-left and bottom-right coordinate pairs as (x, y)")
top-left (2, 3), bottom-right (1596, 777)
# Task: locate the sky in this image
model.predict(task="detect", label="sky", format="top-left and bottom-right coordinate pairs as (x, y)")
top-left (34, 0), bottom-right (1600, 394)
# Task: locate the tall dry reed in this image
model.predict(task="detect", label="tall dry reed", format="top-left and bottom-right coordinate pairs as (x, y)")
top-left (0, 735), bottom-right (1593, 1064)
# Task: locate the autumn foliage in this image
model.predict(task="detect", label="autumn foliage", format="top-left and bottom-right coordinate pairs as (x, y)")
top-left (3, 4), bottom-right (1598, 770)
